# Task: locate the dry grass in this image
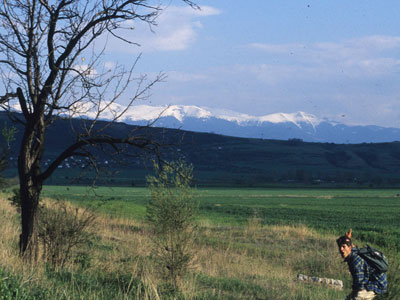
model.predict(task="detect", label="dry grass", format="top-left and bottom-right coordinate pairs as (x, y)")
top-left (197, 223), bottom-right (343, 278)
top-left (0, 192), bottom-right (348, 299)
top-left (0, 192), bottom-right (25, 273)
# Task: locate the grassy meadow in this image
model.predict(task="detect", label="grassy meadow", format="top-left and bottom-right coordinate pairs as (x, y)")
top-left (42, 186), bottom-right (400, 248)
top-left (0, 186), bottom-right (399, 299)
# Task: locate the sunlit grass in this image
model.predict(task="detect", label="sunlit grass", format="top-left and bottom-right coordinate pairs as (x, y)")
top-left (1, 188), bottom-right (398, 299)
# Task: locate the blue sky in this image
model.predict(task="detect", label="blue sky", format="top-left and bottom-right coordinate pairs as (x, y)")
top-left (102, 0), bottom-right (400, 127)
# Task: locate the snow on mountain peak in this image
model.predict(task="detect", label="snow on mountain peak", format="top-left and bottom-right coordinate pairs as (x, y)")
top-left (123, 105), bottom-right (212, 122)
top-left (122, 105), bottom-right (322, 127)
top-left (167, 105), bottom-right (212, 121)
top-left (259, 111), bottom-right (321, 128)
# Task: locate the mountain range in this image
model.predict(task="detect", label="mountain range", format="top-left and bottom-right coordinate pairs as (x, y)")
top-left (86, 104), bottom-right (400, 144)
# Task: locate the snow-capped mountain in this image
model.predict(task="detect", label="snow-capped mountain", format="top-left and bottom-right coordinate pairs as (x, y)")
top-left (77, 104), bottom-right (396, 144)
top-left (5, 102), bottom-right (392, 144)
top-left (98, 104), bottom-right (322, 127)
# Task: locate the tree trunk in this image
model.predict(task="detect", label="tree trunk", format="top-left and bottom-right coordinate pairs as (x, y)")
top-left (19, 179), bottom-right (42, 262)
top-left (18, 120), bottom-right (45, 261)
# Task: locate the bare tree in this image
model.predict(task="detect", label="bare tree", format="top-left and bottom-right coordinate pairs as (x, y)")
top-left (0, 0), bottom-right (198, 260)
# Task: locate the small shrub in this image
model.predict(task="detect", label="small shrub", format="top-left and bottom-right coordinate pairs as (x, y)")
top-left (147, 161), bottom-right (198, 290)
top-left (39, 200), bottom-right (96, 269)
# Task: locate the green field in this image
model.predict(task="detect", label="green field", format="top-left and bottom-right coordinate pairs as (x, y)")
top-left (2, 186), bottom-right (399, 299)
top-left (42, 186), bottom-right (400, 251)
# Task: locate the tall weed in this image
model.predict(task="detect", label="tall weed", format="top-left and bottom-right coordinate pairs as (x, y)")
top-left (39, 200), bottom-right (96, 269)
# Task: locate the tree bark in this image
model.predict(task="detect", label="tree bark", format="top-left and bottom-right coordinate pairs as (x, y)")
top-left (18, 119), bottom-right (45, 260)
top-left (19, 180), bottom-right (41, 262)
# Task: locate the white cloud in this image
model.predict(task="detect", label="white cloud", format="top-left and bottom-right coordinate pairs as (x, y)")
top-left (248, 43), bottom-right (306, 54)
top-left (348, 58), bottom-right (400, 77)
top-left (352, 35), bottom-right (400, 51)
top-left (167, 71), bottom-right (208, 82)
top-left (250, 35), bottom-right (400, 57)
top-left (246, 35), bottom-right (400, 82)
top-left (159, 5), bottom-right (220, 17)
top-left (104, 5), bottom-right (220, 53)
top-left (104, 61), bottom-right (115, 71)
top-left (151, 26), bottom-right (195, 51)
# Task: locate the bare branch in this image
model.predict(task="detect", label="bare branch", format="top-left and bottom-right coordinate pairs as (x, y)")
top-left (0, 92), bottom-right (18, 104)
top-left (0, 60), bottom-right (27, 75)
top-left (182, 0), bottom-right (200, 9)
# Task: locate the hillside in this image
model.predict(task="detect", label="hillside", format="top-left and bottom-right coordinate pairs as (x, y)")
top-left (2, 112), bottom-right (400, 187)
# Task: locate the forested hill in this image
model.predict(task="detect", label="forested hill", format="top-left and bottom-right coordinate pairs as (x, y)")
top-left (2, 111), bottom-right (400, 187)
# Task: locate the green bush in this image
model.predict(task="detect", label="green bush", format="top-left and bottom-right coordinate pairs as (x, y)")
top-left (39, 200), bottom-right (96, 268)
top-left (0, 268), bottom-right (48, 300)
top-left (0, 270), bottom-right (29, 300)
top-left (147, 161), bottom-right (198, 290)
